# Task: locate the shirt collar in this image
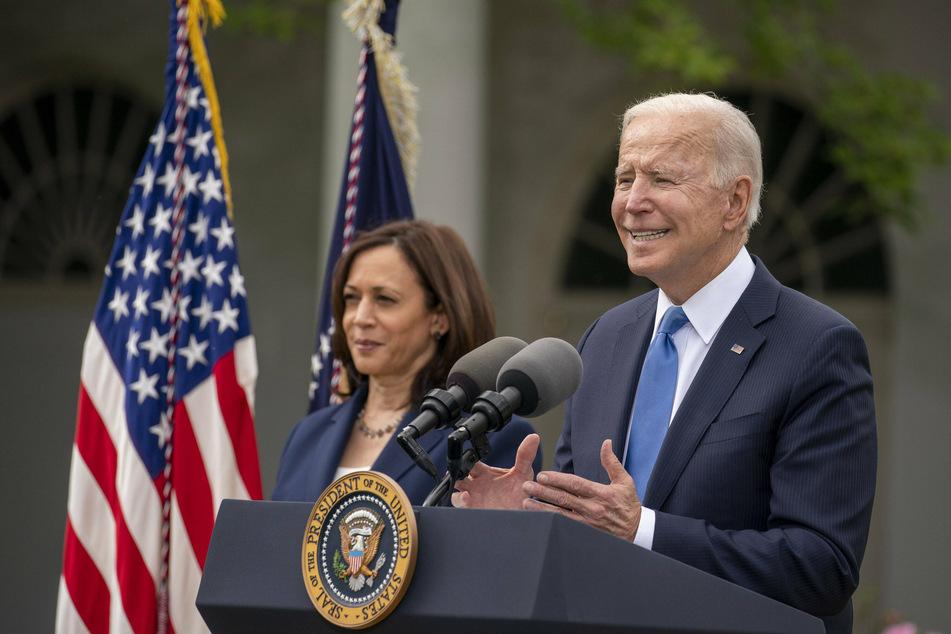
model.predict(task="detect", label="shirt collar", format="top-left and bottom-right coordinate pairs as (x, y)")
top-left (656, 247), bottom-right (755, 344)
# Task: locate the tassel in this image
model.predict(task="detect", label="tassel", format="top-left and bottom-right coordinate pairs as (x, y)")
top-left (342, 0), bottom-right (420, 195)
top-left (185, 0), bottom-right (233, 218)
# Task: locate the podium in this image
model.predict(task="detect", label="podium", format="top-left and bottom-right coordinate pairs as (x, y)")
top-left (197, 499), bottom-right (824, 633)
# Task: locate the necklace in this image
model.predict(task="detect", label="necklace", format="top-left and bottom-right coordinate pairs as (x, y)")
top-left (355, 408), bottom-right (401, 438)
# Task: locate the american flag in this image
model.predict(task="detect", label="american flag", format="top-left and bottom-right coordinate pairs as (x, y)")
top-left (56, 1), bottom-right (262, 632)
top-left (307, 0), bottom-right (418, 412)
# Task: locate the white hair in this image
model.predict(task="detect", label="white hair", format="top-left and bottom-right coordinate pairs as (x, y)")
top-left (621, 93), bottom-right (764, 231)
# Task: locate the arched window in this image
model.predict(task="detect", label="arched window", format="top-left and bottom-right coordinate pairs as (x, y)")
top-left (0, 83), bottom-right (159, 285)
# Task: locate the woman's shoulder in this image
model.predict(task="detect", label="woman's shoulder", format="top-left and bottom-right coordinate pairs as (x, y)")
top-left (284, 394), bottom-right (360, 447)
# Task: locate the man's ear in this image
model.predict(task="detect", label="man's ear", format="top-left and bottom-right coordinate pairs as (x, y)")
top-left (723, 175), bottom-right (753, 232)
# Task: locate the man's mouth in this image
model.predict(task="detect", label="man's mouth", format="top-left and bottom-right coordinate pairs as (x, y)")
top-left (629, 229), bottom-right (668, 242)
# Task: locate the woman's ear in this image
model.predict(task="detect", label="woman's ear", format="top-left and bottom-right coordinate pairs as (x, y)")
top-left (431, 306), bottom-right (449, 338)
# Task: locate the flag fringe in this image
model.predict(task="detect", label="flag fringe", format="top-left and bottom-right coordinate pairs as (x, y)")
top-left (184, 0), bottom-right (234, 218)
top-left (343, 0), bottom-right (420, 195)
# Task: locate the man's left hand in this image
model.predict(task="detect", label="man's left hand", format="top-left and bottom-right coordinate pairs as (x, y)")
top-left (522, 439), bottom-right (642, 542)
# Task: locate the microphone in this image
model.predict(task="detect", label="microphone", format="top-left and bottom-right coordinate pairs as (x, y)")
top-left (448, 337), bottom-right (584, 444)
top-left (397, 337), bottom-right (527, 477)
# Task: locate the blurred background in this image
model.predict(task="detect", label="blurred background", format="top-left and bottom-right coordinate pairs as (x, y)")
top-left (2, 0), bottom-right (949, 631)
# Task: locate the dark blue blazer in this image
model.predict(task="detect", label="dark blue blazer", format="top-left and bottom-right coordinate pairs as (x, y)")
top-left (553, 257), bottom-right (876, 634)
top-left (272, 385), bottom-right (543, 506)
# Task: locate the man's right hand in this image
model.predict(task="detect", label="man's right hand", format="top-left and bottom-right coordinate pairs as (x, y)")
top-left (451, 433), bottom-right (540, 510)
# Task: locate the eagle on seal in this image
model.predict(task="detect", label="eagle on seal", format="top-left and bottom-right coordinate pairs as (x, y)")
top-left (338, 509), bottom-right (386, 591)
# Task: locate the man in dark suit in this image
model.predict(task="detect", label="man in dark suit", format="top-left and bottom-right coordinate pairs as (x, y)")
top-left (454, 93), bottom-right (876, 634)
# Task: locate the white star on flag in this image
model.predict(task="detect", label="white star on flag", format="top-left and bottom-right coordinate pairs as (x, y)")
top-left (115, 246), bottom-right (138, 281)
top-left (210, 218), bottom-right (235, 251)
top-left (128, 368), bottom-right (159, 404)
top-left (229, 265), bottom-right (246, 298)
top-left (187, 128), bottom-right (213, 159)
top-left (178, 250), bottom-right (204, 284)
top-left (151, 287), bottom-right (176, 324)
top-left (108, 289), bottom-right (130, 321)
top-left (132, 287), bottom-right (151, 318)
top-left (179, 334), bottom-right (209, 370)
top-left (140, 245), bottom-right (162, 279)
top-left (213, 298), bottom-right (240, 333)
top-left (156, 162), bottom-right (179, 199)
top-left (201, 254), bottom-right (227, 288)
top-left (149, 120), bottom-right (166, 155)
top-left (139, 327), bottom-right (169, 363)
top-left (197, 170), bottom-right (223, 204)
top-left (125, 205), bottom-right (146, 238)
top-left (134, 162), bottom-right (155, 198)
top-left (191, 295), bottom-right (215, 330)
top-left (126, 329), bottom-right (141, 358)
top-left (189, 211), bottom-right (210, 245)
top-left (149, 203), bottom-right (173, 238)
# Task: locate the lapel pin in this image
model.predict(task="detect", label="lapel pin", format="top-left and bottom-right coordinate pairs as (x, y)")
top-left (730, 344), bottom-right (745, 354)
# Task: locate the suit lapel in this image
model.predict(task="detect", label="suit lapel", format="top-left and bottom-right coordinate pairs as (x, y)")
top-left (643, 259), bottom-right (779, 508)
top-left (605, 295), bottom-right (657, 463)
top-left (308, 391), bottom-right (365, 500)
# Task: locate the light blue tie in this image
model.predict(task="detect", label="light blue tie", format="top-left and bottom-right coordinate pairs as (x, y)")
top-left (626, 306), bottom-right (690, 495)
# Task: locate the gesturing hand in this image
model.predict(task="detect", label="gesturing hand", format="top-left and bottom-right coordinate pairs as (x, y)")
top-left (452, 434), bottom-right (540, 510)
top-left (522, 439), bottom-right (643, 541)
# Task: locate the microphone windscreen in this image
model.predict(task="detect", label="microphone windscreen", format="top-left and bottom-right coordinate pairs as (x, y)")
top-left (447, 336), bottom-right (528, 404)
top-left (497, 337), bottom-right (583, 417)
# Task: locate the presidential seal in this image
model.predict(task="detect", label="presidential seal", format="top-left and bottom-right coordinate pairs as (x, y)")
top-left (301, 471), bottom-right (418, 629)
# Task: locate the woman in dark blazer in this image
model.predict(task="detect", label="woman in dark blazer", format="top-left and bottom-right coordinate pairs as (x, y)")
top-left (272, 220), bottom-right (541, 505)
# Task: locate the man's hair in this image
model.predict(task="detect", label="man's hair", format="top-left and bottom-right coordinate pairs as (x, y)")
top-left (330, 219), bottom-right (497, 406)
top-left (621, 93), bottom-right (763, 231)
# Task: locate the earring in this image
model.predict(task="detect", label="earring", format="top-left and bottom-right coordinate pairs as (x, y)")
top-left (432, 331), bottom-right (443, 342)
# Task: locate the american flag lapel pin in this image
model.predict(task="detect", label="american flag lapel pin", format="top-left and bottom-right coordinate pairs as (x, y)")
top-left (731, 343), bottom-right (745, 354)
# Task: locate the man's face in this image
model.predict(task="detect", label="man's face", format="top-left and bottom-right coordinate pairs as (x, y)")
top-left (611, 112), bottom-right (745, 303)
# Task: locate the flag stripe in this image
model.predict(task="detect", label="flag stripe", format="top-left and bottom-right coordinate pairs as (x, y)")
top-left (234, 336), bottom-right (257, 415)
top-left (207, 347), bottom-right (261, 499)
top-left (69, 392), bottom-right (156, 634)
top-left (61, 518), bottom-right (110, 634)
top-left (170, 403), bottom-right (215, 569)
top-left (168, 494), bottom-right (207, 634)
top-left (64, 436), bottom-right (144, 634)
top-left (56, 575), bottom-right (93, 634)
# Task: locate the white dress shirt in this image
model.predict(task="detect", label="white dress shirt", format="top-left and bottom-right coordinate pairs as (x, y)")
top-left (628, 247), bottom-right (755, 549)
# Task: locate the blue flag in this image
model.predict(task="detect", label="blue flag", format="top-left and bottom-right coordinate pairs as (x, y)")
top-left (308, 0), bottom-right (419, 412)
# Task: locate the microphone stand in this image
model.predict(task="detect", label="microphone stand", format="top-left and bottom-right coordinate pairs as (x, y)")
top-left (422, 391), bottom-right (515, 507)
top-left (421, 433), bottom-right (492, 507)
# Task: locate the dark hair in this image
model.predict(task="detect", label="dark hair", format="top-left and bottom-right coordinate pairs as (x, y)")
top-left (330, 220), bottom-right (497, 406)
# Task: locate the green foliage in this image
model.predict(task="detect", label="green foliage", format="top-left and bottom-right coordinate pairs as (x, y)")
top-left (557, 0), bottom-right (951, 229)
top-left (555, 0), bottom-right (735, 84)
top-left (224, 0), bottom-right (329, 42)
top-left (333, 549), bottom-right (346, 578)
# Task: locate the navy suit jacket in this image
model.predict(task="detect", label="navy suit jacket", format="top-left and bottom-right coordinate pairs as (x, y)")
top-left (272, 386), bottom-right (543, 506)
top-left (552, 257), bottom-right (876, 634)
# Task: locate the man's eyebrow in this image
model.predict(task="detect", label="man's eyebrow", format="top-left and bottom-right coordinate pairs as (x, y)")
top-left (614, 164), bottom-right (675, 179)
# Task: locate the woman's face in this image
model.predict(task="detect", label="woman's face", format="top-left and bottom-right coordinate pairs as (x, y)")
top-left (342, 246), bottom-right (446, 386)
